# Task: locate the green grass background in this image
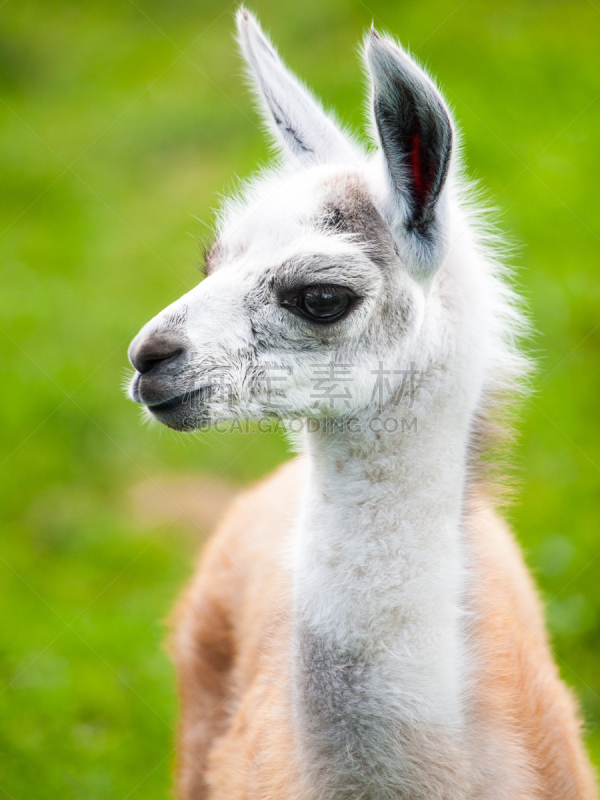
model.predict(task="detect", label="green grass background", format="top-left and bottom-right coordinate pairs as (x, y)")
top-left (1, 0), bottom-right (600, 796)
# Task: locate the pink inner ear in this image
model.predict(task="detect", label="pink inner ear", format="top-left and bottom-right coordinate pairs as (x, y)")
top-left (409, 133), bottom-right (427, 206)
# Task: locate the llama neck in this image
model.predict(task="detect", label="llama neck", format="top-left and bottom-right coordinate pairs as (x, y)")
top-left (292, 400), bottom-right (473, 797)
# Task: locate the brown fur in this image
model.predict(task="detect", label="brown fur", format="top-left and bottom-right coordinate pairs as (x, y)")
top-left (170, 458), bottom-right (596, 799)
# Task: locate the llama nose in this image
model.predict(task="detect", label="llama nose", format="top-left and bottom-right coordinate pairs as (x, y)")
top-left (129, 332), bottom-right (184, 375)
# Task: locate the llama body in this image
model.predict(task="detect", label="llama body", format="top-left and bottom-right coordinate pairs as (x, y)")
top-left (127, 11), bottom-right (597, 799)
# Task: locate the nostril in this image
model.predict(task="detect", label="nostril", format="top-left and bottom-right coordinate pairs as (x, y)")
top-left (130, 333), bottom-right (185, 375)
top-left (137, 353), bottom-right (182, 375)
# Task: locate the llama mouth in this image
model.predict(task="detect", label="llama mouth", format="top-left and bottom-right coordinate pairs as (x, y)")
top-left (147, 386), bottom-right (212, 414)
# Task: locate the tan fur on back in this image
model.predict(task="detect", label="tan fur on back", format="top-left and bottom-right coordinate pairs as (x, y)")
top-left (170, 458), bottom-right (596, 799)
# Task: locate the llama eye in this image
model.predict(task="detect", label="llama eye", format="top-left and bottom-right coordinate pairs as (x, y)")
top-left (296, 285), bottom-right (353, 322)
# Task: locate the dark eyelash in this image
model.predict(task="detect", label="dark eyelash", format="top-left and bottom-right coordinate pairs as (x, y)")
top-left (278, 283), bottom-right (357, 302)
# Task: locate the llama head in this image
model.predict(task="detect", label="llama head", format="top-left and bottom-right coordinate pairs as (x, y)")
top-left (128, 10), bottom-right (467, 433)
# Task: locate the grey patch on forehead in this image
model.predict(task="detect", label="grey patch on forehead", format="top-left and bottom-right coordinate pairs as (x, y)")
top-left (316, 173), bottom-right (396, 267)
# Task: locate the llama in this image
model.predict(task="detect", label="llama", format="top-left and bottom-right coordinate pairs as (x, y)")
top-left (127, 10), bottom-right (597, 799)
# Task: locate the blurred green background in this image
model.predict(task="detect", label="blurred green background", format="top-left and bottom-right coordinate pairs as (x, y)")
top-left (1, 0), bottom-right (600, 796)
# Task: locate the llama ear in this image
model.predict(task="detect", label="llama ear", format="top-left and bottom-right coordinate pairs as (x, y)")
top-left (366, 30), bottom-right (453, 275)
top-left (236, 8), bottom-right (357, 166)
